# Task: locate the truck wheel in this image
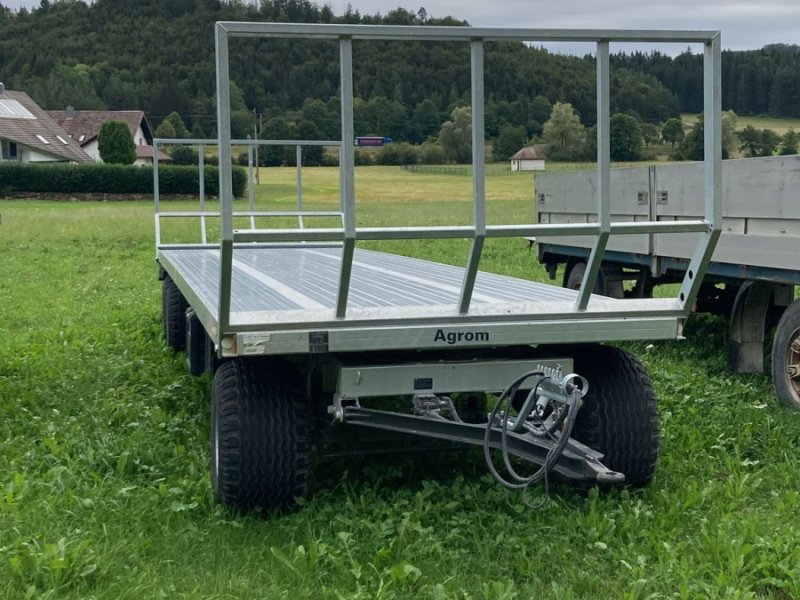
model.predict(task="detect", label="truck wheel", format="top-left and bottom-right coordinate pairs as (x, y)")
top-left (162, 275), bottom-right (188, 351)
top-left (570, 345), bottom-right (660, 487)
top-left (771, 300), bottom-right (800, 411)
top-left (564, 261), bottom-right (624, 299)
top-left (211, 359), bottom-right (310, 512)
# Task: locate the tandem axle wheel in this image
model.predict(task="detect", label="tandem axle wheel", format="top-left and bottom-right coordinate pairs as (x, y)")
top-left (209, 346), bottom-right (659, 513)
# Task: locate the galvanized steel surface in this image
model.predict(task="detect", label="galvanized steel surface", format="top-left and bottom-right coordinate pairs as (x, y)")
top-left (162, 245), bottom-right (582, 316)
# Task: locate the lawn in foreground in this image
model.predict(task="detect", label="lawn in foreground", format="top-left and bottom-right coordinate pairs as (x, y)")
top-left (1, 169), bottom-right (799, 598)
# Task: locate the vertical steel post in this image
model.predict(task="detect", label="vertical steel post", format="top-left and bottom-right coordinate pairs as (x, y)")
top-left (153, 139), bottom-right (161, 249)
top-left (576, 40), bottom-right (611, 310)
top-left (336, 37), bottom-right (356, 319)
top-left (296, 144), bottom-right (304, 229)
top-left (215, 24), bottom-right (234, 336)
top-left (458, 38), bottom-right (486, 315)
top-left (677, 33), bottom-right (723, 311)
top-left (247, 142), bottom-right (256, 228)
top-left (199, 143), bottom-right (207, 244)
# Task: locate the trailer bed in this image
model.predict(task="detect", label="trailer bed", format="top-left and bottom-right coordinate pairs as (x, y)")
top-left (163, 245), bottom-right (582, 313)
top-left (159, 244), bottom-right (684, 356)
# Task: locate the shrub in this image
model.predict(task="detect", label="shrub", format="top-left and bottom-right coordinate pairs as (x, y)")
top-left (0, 163), bottom-right (246, 197)
top-left (98, 120), bottom-right (136, 165)
top-left (168, 146), bottom-right (199, 165)
top-left (375, 142), bottom-right (418, 165)
top-left (418, 141), bottom-right (446, 165)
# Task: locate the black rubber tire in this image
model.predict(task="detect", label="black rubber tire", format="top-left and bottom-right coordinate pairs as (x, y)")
top-left (564, 261), bottom-right (624, 299)
top-left (771, 299), bottom-right (800, 411)
top-left (211, 359), bottom-right (310, 512)
top-left (162, 275), bottom-right (188, 351)
top-left (569, 344), bottom-right (660, 488)
top-left (186, 309), bottom-right (207, 376)
top-left (565, 261), bottom-right (586, 291)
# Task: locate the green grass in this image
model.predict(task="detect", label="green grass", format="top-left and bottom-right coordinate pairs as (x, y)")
top-left (2, 167), bottom-right (800, 598)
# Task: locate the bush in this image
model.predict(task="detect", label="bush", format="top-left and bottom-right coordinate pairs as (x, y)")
top-left (168, 146), bottom-right (199, 165)
top-left (418, 141), bottom-right (446, 165)
top-left (0, 163), bottom-right (247, 198)
top-left (375, 142), bottom-right (418, 165)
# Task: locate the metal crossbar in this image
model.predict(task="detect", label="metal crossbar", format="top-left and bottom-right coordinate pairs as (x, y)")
top-left (192, 23), bottom-right (721, 345)
top-left (152, 137), bottom-right (343, 246)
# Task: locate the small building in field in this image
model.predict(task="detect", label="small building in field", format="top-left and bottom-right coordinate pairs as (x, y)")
top-left (0, 84), bottom-right (93, 163)
top-left (509, 146), bottom-right (546, 171)
top-left (47, 107), bottom-right (159, 164)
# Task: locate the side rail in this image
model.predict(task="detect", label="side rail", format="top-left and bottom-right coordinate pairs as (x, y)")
top-left (153, 137), bottom-right (343, 248)
top-left (213, 23), bottom-right (722, 333)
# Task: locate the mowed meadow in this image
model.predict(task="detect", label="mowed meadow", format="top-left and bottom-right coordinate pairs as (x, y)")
top-left (1, 165), bottom-right (800, 599)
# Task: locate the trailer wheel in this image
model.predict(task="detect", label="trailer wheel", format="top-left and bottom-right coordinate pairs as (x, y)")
top-left (771, 300), bottom-right (800, 411)
top-left (570, 345), bottom-right (660, 487)
top-left (564, 261), bottom-right (624, 299)
top-left (162, 275), bottom-right (188, 351)
top-left (211, 359), bottom-right (310, 512)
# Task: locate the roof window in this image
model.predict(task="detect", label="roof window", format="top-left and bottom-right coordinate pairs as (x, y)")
top-left (35, 134), bottom-right (51, 145)
top-left (56, 135), bottom-right (69, 145)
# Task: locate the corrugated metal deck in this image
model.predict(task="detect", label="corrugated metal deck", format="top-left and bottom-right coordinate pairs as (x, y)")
top-left (162, 245), bottom-right (581, 315)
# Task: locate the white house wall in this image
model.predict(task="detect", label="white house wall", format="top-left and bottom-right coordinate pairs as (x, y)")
top-left (512, 159), bottom-right (545, 171)
top-left (26, 146), bottom-right (65, 162)
top-left (87, 125), bottom-right (148, 163)
top-left (83, 139), bottom-right (100, 161)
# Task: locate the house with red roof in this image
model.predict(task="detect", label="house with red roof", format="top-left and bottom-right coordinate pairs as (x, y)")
top-left (509, 146), bottom-right (546, 171)
top-left (0, 84), bottom-right (92, 163)
top-left (48, 106), bottom-right (171, 166)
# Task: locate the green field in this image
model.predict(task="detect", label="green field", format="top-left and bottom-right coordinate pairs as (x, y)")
top-left (682, 113), bottom-right (800, 135)
top-left (2, 167), bottom-right (800, 599)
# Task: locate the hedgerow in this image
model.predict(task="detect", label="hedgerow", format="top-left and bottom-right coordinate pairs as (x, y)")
top-left (0, 162), bottom-right (246, 197)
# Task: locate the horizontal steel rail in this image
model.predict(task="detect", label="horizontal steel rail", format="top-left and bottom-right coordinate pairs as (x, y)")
top-left (232, 220), bottom-right (711, 243)
top-left (158, 211), bottom-right (342, 219)
top-left (218, 22), bottom-right (716, 43)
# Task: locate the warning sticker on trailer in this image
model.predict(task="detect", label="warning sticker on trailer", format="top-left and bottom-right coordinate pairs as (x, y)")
top-left (241, 334), bottom-right (270, 355)
top-left (309, 331), bottom-right (329, 353)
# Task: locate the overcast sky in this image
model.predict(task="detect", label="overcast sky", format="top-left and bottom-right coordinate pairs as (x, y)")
top-left (2, 0), bottom-right (798, 53)
top-left (339, 0), bottom-right (800, 53)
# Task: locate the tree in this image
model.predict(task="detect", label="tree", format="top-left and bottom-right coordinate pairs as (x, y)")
top-left (661, 118), bottom-right (685, 149)
top-left (297, 120), bottom-right (324, 166)
top-left (758, 128), bottom-right (780, 156)
top-left (738, 125), bottom-right (761, 157)
top-left (781, 129), bottom-right (799, 155)
top-left (675, 111), bottom-right (737, 160)
top-left (542, 102), bottom-right (585, 161)
top-left (493, 125), bottom-right (527, 162)
top-left (154, 120), bottom-right (176, 140)
top-left (163, 111), bottom-right (190, 138)
top-left (640, 122), bottom-right (660, 149)
top-left (438, 106), bottom-right (472, 164)
top-left (98, 119), bottom-right (135, 164)
top-left (610, 113), bottom-right (643, 161)
top-left (722, 110), bottom-right (738, 157)
top-left (409, 99), bottom-right (441, 144)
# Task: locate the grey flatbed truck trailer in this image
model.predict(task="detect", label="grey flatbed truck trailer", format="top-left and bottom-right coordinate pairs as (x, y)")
top-left (534, 155), bottom-right (800, 410)
top-left (155, 22), bottom-right (724, 512)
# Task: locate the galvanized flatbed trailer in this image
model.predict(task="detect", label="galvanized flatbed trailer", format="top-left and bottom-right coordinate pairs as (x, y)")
top-left (155, 23), bottom-right (723, 512)
top-left (535, 155), bottom-right (800, 410)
